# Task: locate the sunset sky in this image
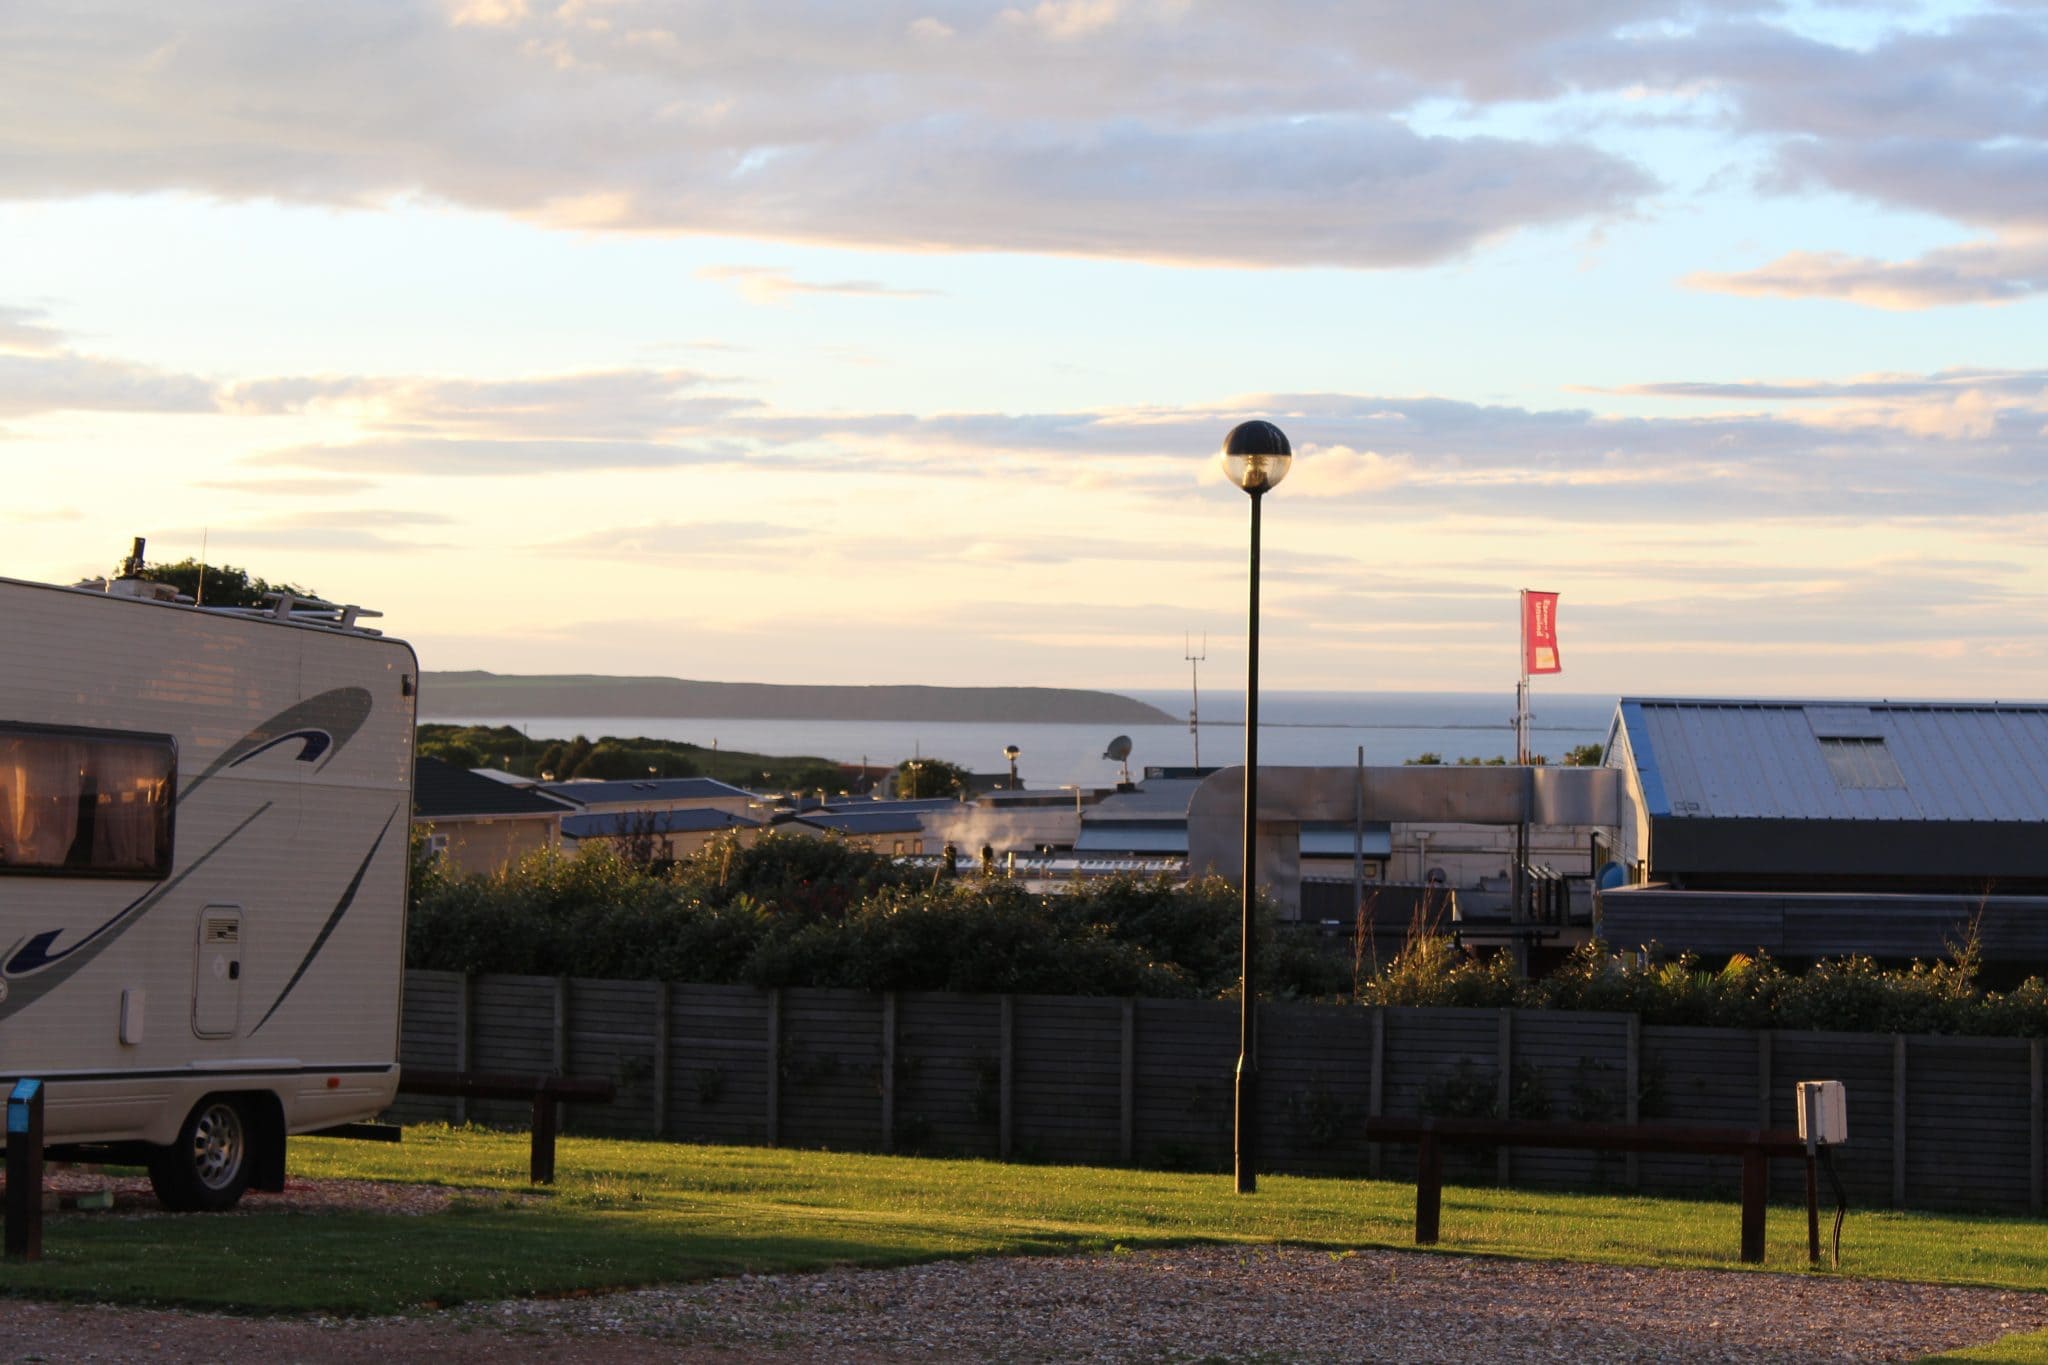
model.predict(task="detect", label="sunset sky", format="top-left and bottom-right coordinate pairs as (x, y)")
top-left (4, 0), bottom-right (2046, 700)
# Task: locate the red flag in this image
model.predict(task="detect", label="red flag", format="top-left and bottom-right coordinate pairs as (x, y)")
top-left (1523, 591), bottom-right (1561, 675)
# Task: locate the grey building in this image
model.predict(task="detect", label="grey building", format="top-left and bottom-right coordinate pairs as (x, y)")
top-left (1601, 697), bottom-right (2048, 963)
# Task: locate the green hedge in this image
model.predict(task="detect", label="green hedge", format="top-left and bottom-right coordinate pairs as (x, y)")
top-left (407, 833), bottom-right (1349, 999)
top-left (410, 833), bottom-right (2048, 1034)
top-left (1365, 929), bottom-right (2048, 1036)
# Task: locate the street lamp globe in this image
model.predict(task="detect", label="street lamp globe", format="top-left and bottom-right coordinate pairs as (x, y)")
top-left (1219, 420), bottom-right (1293, 494)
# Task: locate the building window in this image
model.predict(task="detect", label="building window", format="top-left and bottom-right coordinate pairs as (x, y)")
top-left (1817, 736), bottom-right (1906, 790)
top-left (0, 723), bottom-right (176, 879)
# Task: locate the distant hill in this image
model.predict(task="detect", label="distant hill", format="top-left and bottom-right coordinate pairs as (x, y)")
top-left (420, 672), bottom-right (1178, 725)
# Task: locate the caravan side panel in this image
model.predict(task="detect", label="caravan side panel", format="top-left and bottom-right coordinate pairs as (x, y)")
top-left (0, 578), bottom-right (416, 1145)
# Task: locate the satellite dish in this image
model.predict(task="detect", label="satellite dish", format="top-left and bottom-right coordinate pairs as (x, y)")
top-left (1103, 734), bottom-right (1134, 785)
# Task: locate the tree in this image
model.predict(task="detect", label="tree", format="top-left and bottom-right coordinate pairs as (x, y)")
top-left (893, 757), bottom-right (968, 798)
top-left (1404, 752), bottom-right (1444, 766)
top-left (1564, 742), bottom-right (1606, 767)
top-left (137, 557), bottom-right (314, 608)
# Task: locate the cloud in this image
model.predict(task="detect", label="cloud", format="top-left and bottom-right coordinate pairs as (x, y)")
top-left (697, 265), bottom-right (943, 304)
top-left (544, 521), bottom-right (810, 559)
top-left (0, 350), bottom-right (216, 417)
top-left (165, 508), bottom-right (456, 552)
top-left (0, 2), bottom-right (1655, 268)
top-left (193, 475), bottom-right (380, 496)
top-left (0, 304), bottom-right (67, 354)
top-left (246, 436), bottom-right (734, 475)
top-left (1689, 237), bottom-right (2048, 310)
top-left (1285, 445), bottom-right (1412, 499)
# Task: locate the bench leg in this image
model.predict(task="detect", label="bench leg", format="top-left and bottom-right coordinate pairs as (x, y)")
top-left (1740, 1149), bottom-right (1766, 1264)
top-left (1415, 1134), bottom-right (1443, 1246)
top-left (531, 1095), bottom-right (557, 1185)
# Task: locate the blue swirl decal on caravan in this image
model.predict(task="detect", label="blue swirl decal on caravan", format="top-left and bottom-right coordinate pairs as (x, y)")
top-left (178, 687), bottom-right (372, 802)
top-left (0, 686), bottom-right (377, 1023)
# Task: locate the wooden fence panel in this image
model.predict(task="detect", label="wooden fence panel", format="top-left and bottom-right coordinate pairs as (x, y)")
top-left (1769, 1032), bottom-right (1898, 1205)
top-left (388, 972), bottom-right (2048, 1213)
top-left (1014, 996), bottom-right (1122, 1166)
top-left (467, 975), bottom-right (557, 1128)
top-left (1132, 999), bottom-right (1233, 1172)
top-left (1637, 1026), bottom-right (1758, 1195)
top-left (1379, 1007), bottom-right (1504, 1182)
top-left (1905, 1037), bottom-right (2032, 1211)
top-left (391, 969), bottom-right (463, 1124)
top-left (895, 993), bottom-right (1002, 1159)
top-left (780, 989), bottom-right (884, 1151)
top-left (1510, 1011), bottom-right (1631, 1189)
top-left (1261, 1002), bottom-right (1375, 1177)
top-left (667, 984), bottom-right (771, 1146)
top-left (566, 978), bottom-right (660, 1137)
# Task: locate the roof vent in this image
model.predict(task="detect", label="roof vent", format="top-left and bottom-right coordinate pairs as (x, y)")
top-left (1817, 736), bottom-right (1905, 790)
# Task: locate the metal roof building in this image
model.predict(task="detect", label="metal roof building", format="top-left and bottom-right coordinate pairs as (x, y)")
top-left (1607, 698), bottom-right (2048, 888)
top-left (1601, 698), bottom-right (2048, 962)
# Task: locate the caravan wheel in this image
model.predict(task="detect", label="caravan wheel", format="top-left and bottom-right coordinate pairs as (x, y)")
top-left (148, 1095), bottom-right (254, 1212)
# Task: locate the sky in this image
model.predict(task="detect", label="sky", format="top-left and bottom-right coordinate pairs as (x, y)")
top-left (4, 0), bottom-right (2047, 702)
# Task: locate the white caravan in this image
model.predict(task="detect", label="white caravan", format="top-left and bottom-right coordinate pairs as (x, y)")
top-left (0, 570), bottom-right (415, 1209)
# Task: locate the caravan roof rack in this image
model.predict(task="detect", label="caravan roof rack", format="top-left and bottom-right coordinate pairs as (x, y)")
top-left (214, 591), bottom-right (385, 636)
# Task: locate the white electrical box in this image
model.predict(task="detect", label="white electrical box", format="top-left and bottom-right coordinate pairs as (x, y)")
top-left (1797, 1080), bottom-right (1848, 1146)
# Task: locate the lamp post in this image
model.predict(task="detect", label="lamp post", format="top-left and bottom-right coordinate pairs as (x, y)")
top-left (1219, 418), bottom-right (1291, 1195)
top-left (1003, 744), bottom-right (1021, 789)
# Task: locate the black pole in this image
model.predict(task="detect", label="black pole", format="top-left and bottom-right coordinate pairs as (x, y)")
top-left (6, 1079), bottom-right (46, 1261)
top-left (1236, 487), bottom-right (1263, 1194)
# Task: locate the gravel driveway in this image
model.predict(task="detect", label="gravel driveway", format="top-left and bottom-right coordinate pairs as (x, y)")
top-left (3, 1177), bottom-right (2044, 1362)
top-left (8, 1244), bottom-right (2047, 1363)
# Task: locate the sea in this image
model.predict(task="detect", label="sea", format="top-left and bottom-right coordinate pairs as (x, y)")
top-left (425, 689), bottom-right (1618, 789)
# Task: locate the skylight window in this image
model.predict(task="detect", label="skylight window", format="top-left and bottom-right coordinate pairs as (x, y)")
top-left (1818, 736), bottom-right (1905, 790)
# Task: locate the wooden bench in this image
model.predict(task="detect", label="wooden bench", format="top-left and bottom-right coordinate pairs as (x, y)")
top-left (396, 1069), bottom-right (616, 1184)
top-left (1362, 1117), bottom-right (1817, 1264)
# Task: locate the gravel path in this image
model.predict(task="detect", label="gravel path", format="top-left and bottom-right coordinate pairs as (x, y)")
top-left (7, 1245), bottom-right (2047, 1363)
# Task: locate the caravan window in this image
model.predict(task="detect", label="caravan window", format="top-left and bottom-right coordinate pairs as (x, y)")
top-left (0, 724), bottom-right (175, 879)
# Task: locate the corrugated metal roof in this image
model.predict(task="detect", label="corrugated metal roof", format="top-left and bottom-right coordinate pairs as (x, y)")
top-left (538, 777), bottom-right (754, 806)
top-left (1074, 826), bottom-right (1188, 854)
top-left (561, 808), bottom-right (759, 839)
top-left (415, 757), bottom-right (573, 819)
top-left (1086, 778), bottom-right (1206, 819)
top-left (797, 810), bottom-right (926, 835)
top-left (1618, 698), bottom-right (2048, 822)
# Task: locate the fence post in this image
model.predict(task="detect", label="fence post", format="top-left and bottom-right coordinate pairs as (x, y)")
top-left (881, 992), bottom-right (898, 1154)
top-left (2032, 1039), bottom-right (2043, 1218)
top-left (1496, 1009), bottom-right (1513, 1186)
top-left (455, 972), bottom-right (473, 1126)
top-left (1625, 1013), bottom-right (1641, 1190)
top-left (652, 981), bottom-right (670, 1139)
top-left (1120, 998), bottom-right (1136, 1165)
top-left (1893, 1034), bottom-right (1907, 1208)
top-left (765, 987), bottom-right (781, 1147)
top-left (1367, 1007), bottom-right (1385, 1180)
top-left (999, 994), bottom-right (1015, 1160)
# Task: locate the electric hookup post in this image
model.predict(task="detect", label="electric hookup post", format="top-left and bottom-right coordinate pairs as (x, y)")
top-left (6, 1078), bottom-right (45, 1261)
top-left (1798, 1079), bottom-right (1850, 1268)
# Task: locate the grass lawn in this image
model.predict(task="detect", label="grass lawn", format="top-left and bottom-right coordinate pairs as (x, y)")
top-left (5, 1125), bottom-right (2048, 1355)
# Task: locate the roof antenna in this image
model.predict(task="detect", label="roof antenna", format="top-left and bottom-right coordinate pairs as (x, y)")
top-left (1184, 631), bottom-right (1207, 767)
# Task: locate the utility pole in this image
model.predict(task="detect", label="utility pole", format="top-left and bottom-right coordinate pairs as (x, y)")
top-left (1185, 632), bottom-right (1207, 767)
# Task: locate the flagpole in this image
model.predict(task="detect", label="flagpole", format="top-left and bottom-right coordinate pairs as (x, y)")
top-left (1516, 589), bottom-right (1531, 765)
